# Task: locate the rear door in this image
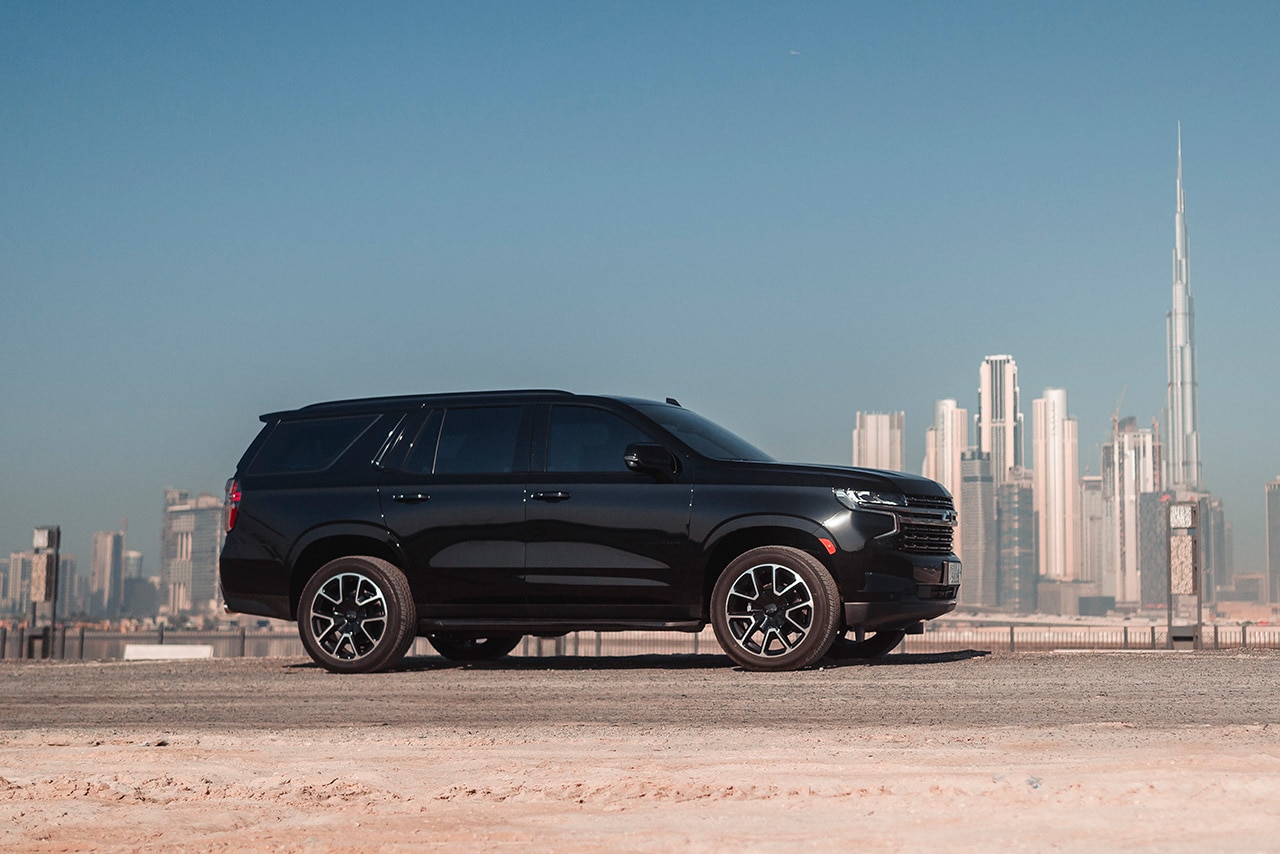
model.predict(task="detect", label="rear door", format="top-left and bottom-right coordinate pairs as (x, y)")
top-left (378, 404), bottom-right (534, 618)
top-left (522, 403), bottom-right (696, 621)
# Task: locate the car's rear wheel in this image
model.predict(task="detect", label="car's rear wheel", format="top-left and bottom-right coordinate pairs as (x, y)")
top-left (710, 546), bottom-right (841, 671)
top-left (298, 556), bottom-right (416, 673)
top-left (824, 628), bottom-right (907, 660)
top-left (427, 634), bottom-right (522, 662)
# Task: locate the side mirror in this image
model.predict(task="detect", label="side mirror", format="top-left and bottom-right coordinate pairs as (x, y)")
top-left (624, 443), bottom-right (678, 479)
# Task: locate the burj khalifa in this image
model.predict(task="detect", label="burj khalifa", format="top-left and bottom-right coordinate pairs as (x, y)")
top-left (1166, 124), bottom-right (1202, 493)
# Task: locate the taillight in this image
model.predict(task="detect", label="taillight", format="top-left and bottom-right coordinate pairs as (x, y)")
top-left (225, 478), bottom-right (242, 532)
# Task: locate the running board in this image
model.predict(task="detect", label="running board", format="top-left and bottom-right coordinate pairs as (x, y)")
top-left (417, 618), bottom-right (705, 635)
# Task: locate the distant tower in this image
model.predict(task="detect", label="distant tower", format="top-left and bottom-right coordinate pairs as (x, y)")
top-left (977, 355), bottom-right (1024, 484)
top-left (162, 488), bottom-right (227, 616)
top-left (1033, 389), bottom-right (1080, 581)
top-left (1102, 418), bottom-right (1161, 604)
top-left (1268, 478), bottom-right (1280, 603)
top-left (89, 530), bottom-right (125, 618)
top-left (1167, 124), bottom-right (1202, 493)
top-left (922, 399), bottom-right (968, 496)
top-left (996, 473), bottom-right (1037, 613)
top-left (959, 450), bottom-right (997, 606)
top-left (852, 411), bottom-right (904, 471)
top-left (1079, 475), bottom-right (1106, 584)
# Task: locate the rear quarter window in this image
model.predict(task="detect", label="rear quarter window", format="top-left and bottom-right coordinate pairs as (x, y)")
top-left (247, 415), bottom-right (377, 474)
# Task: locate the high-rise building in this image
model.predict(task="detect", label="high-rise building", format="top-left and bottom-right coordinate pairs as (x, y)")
top-left (923, 399), bottom-right (968, 566)
top-left (1199, 496), bottom-right (1227, 603)
top-left (124, 550), bottom-right (144, 579)
top-left (1079, 475), bottom-right (1106, 585)
top-left (1033, 389), bottom-right (1080, 581)
top-left (1267, 478), bottom-right (1280, 603)
top-left (922, 399), bottom-right (967, 496)
top-left (977, 355), bottom-right (1024, 484)
top-left (996, 472), bottom-right (1037, 613)
top-left (1138, 492), bottom-right (1175, 608)
top-left (852, 411), bottom-right (905, 471)
top-left (1102, 417), bottom-right (1161, 604)
top-left (1166, 125), bottom-right (1202, 493)
top-left (4, 551), bottom-right (33, 615)
top-left (90, 530), bottom-right (125, 618)
top-left (162, 488), bottom-right (227, 616)
top-left (959, 450), bottom-right (998, 606)
top-left (58, 555), bottom-right (79, 618)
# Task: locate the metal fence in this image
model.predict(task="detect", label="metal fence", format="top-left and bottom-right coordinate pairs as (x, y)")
top-left (3, 623), bottom-right (1280, 662)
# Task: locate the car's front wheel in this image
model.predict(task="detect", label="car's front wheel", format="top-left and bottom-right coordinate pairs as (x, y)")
top-left (427, 634), bottom-right (522, 662)
top-left (298, 556), bottom-right (417, 673)
top-left (710, 546), bottom-right (841, 671)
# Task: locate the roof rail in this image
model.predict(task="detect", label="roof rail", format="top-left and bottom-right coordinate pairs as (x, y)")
top-left (296, 389), bottom-right (574, 411)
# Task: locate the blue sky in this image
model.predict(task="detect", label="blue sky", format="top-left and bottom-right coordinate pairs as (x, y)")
top-left (3, 2), bottom-right (1278, 582)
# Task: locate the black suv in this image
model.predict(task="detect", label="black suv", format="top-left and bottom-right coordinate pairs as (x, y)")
top-left (219, 391), bottom-right (959, 672)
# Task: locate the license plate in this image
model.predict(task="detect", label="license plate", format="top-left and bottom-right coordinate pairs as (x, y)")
top-left (945, 560), bottom-right (962, 585)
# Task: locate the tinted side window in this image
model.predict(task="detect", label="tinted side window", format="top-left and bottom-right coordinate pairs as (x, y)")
top-left (434, 407), bottom-right (526, 474)
top-left (394, 409), bottom-right (444, 474)
top-left (547, 406), bottom-right (651, 473)
top-left (248, 415), bottom-right (376, 474)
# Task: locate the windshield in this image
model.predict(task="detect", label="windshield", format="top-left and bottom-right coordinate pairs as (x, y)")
top-left (634, 404), bottom-right (774, 462)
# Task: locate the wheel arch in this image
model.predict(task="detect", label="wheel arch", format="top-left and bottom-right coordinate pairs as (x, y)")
top-left (700, 518), bottom-right (833, 621)
top-left (288, 526), bottom-right (404, 619)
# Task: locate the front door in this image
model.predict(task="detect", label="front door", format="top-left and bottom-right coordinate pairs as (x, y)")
top-left (522, 404), bottom-right (695, 621)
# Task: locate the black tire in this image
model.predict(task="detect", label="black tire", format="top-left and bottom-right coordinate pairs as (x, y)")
top-left (710, 546), bottom-right (841, 671)
top-left (298, 556), bottom-right (417, 674)
top-left (428, 634), bottom-right (522, 662)
top-left (824, 628), bottom-right (907, 660)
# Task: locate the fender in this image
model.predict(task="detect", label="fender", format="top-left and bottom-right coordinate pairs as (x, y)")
top-left (701, 512), bottom-right (832, 557)
top-left (287, 520), bottom-right (407, 572)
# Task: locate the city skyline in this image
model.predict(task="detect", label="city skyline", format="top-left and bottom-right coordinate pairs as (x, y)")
top-left (3, 4), bottom-right (1279, 583)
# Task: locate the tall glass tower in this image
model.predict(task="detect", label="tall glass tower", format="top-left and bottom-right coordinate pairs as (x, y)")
top-left (1167, 124), bottom-right (1202, 492)
top-left (978, 355), bottom-right (1023, 484)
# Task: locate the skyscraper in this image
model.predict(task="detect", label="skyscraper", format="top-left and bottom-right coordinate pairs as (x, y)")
top-left (1166, 125), bottom-right (1202, 493)
top-left (959, 450), bottom-right (998, 606)
top-left (90, 529), bottom-right (125, 618)
top-left (1079, 475), bottom-right (1106, 585)
top-left (977, 355), bottom-right (1023, 484)
top-left (1032, 389), bottom-right (1080, 581)
top-left (2, 552), bottom-right (31, 615)
top-left (852, 411), bottom-right (904, 471)
top-left (996, 473), bottom-right (1037, 613)
top-left (1102, 417), bottom-right (1161, 604)
top-left (162, 488), bottom-right (226, 616)
top-left (923, 399), bottom-right (968, 566)
top-left (922, 399), bottom-right (967, 496)
top-left (1268, 478), bottom-right (1280, 603)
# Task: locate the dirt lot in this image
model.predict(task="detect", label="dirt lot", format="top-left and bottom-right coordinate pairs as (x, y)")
top-left (3, 649), bottom-right (1280, 852)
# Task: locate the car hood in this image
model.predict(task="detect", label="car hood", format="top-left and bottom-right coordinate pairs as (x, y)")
top-left (708, 460), bottom-right (953, 499)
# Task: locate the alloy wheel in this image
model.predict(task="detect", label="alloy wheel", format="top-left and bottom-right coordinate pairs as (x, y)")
top-left (307, 571), bottom-right (389, 662)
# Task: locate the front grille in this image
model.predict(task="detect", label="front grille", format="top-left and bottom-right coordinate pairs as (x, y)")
top-left (905, 493), bottom-right (954, 511)
top-left (898, 519), bottom-right (954, 554)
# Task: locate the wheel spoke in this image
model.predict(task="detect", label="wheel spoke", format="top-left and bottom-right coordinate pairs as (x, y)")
top-left (312, 614), bottom-right (338, 642)
top-left (773, 567), bottom-right (802, 598)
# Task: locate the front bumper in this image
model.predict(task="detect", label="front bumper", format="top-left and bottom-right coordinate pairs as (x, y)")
top-left (844, 591), bottom-right (957, 631)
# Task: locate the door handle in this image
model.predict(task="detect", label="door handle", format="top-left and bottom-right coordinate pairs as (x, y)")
top-left (529, 491), bottom-right (571, 502)
top-left (391, 493), bottom-right (430, 504)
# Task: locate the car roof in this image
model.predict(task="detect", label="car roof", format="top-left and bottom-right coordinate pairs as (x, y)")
top-left (259, 390), bottom-right (675, 422)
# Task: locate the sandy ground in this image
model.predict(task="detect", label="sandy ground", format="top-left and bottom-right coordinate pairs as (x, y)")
top-left (3, 650), bottom-right (1280, 852)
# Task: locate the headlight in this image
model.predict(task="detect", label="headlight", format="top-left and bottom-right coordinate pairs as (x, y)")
top-left (834, 488), bottom-right (907, 511)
